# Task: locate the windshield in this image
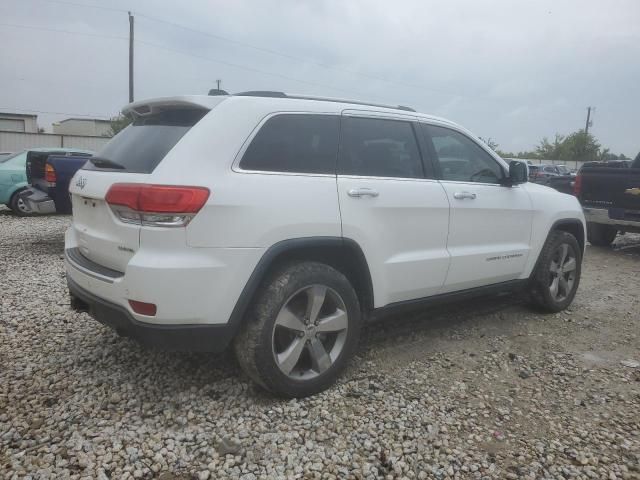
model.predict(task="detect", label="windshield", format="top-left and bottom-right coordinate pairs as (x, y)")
top-left (0, 151), bottom-right (27, 166)
top-left (0, 151), bottom-right (23, 164)
top-left (556, 165), bottom-right (569, 174)
top-left (82, 108), bottom-right (207, 174)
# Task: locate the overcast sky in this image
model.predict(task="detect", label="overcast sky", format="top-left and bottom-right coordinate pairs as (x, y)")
top-left (1, 0), bottom-right (638, 156)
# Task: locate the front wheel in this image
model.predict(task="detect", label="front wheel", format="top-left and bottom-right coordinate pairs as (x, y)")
top-left (529, 231), bottom-right (582, 312)
top-left (234, 262), bottom-right (361, 397)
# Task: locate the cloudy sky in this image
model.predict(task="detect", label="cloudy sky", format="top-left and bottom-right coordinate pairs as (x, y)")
top-left (1, 0), bottom-right (638, 156)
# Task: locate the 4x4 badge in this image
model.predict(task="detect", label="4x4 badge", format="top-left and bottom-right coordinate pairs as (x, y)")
top-left (75, 176), bottom-right (87, 190)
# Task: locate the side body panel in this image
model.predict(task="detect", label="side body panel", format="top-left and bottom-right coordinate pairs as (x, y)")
top-left (338, 175), bottom-right (451, 306)
top-left (521, 182), bottom-right (586, 278)
top-left (0, 152), bottom-right (27, 204)
top-left (438, 181), bottom-right (533, 292)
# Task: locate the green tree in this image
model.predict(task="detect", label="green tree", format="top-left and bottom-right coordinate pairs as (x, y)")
top-left (558, 130), bottom-right (601, 162)
top-left (108, 114), bottom-right (132, 137)
top-left (535, 134), bottom-right (565, 159)
top-left (476, 131), bottom-right (627, 162)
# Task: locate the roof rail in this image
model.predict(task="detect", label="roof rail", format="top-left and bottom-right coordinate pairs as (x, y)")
top-left (233, 91), bottom-right (416, 112)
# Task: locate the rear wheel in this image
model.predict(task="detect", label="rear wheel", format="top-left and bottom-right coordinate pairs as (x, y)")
top-left (587, 223), bottom-right (617, 247)
top-left (529, 231), bottom-right (582, 312)
top-left (234, 261), bottom-right (361, 397)
top-left (9, 190), bottom-right (32, 216)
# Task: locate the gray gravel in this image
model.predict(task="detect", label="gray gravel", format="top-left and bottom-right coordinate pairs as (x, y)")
top-left (1, 206), bottom-right (639, 480)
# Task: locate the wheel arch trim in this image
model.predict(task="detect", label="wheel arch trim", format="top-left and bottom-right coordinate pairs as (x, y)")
top-left (226, 236), bottom-right (374, 340)
top-left (550, 218), bottom-right (586, 254)
top-left (528, 218), bottom-right (586, 281)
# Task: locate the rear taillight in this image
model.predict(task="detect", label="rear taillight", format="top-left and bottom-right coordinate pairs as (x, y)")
top-left (106, 184), bottom-right (210, 227)
top-left (45, 163), bottom-right (57, 183)
top-left (573, 173), bottom-right (582, 197)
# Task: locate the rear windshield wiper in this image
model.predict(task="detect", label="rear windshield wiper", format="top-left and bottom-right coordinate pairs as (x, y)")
top-left (89, 156), bottom-right (126, 169)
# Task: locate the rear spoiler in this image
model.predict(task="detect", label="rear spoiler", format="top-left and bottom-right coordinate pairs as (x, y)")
top-left (122, 95), bottom-right (227, 119)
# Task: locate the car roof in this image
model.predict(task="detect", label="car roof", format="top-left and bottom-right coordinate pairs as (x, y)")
top-left (122, 93), bottom-right (461, 129)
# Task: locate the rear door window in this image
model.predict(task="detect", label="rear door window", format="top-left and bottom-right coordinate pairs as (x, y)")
top-left (83, 108), bottom-right (207, 174)
top-left (240, 114), bottom-right (340, 174)
top-left (338, 116), bottom-right (424, 178)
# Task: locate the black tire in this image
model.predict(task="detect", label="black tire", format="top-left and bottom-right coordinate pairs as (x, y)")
top-left (529, 230), bottom-right (582, 313)
top-left (234, 261), bottom-right (361, 398)
top-left (587, 223), bottom-right (617, 247)
top-left (9, 189), bottom-right (32, 216)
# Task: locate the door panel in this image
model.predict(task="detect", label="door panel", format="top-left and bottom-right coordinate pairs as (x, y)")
top-left (338, 177), bottom-right (450, 306)
top-left (420, 123), bottom-right (534, 291)
top-left (337, 114), bottom-right (450, 307)
top-left (438, 182), bottom-right (533, 292)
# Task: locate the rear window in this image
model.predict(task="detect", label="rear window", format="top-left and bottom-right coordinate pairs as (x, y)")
top-left (239, 114), bottom-right (340, 174)
top-left (83, 108), bottom-right (207, 174)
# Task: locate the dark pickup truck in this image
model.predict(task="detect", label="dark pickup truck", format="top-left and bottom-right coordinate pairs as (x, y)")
top-left (20, 150), bottom-right (93, 214)
top-left (574, 155), bottom-right (640, 246)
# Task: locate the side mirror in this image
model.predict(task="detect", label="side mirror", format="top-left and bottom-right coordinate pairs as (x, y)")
top-left (503, 160), bottom-right (528, 186)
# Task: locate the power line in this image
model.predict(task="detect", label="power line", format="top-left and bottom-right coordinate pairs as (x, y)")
top-left (27, 0), bottom-right (462, 98)
top-left (0, 107), bottom-right (113, 119)
top-left (0, 21), bottom-right (361, 95)
top-left (136, 12), bottom-right (457, 97)
top-left (0, 22), bottom-right (127, 40)
top-left (25, 0), bottom-right (127, 14)
top-left (135, 40), bottom-right (362, 96)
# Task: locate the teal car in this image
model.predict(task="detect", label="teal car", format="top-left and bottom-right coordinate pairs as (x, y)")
top-left (0, 148), bottom-right (93, 215)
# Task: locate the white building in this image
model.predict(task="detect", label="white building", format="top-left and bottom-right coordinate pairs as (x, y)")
top-left (52, 118), bottom-right (112, 137)
top-left (0, 112), bottom-right (39, 133)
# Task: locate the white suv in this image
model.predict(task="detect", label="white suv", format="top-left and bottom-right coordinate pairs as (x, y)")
top-left (65, 91), bottom-right (586, 397)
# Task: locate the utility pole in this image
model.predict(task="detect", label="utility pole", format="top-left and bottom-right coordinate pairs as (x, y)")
top-left (584, 106), bottom-right (593, 134)
top-left (128, 12), bottom-right (134, 103)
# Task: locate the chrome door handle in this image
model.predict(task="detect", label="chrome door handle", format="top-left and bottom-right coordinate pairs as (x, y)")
top-left (348, 188), bottom-right (379, 198)
top-left (453, 191), bottom-right (477, 200)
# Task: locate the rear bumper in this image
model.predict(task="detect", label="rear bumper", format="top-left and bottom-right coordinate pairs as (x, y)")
top-left (19, 187), bottom-right (56, 214)
top-left (583, 207), bottom-right (640, 229)
top-left (67, 277), bottom-right (235, 352)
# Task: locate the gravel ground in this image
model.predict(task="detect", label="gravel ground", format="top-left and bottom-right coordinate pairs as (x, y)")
top-left (1, 207), bottom-right (639, 480)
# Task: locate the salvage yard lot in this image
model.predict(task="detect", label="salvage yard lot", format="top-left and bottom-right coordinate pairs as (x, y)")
top-left (1, 207), bottom-right (639, 480)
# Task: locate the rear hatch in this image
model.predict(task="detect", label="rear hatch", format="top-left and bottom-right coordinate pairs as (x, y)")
top-left (69, 106), bottom-right (209, 272)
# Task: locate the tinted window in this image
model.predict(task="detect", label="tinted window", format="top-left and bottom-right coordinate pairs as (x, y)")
top-left (83, 108), bottom-right (207, 174)
top-left (339, 117), bottom-right (423, 178)
top-left (240, 114), bottom-right (339, 174)
top-left (424, 125), bottom-right (504, 183)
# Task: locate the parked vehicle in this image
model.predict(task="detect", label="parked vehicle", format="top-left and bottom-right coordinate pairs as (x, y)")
top-left (528, 164), bottom-right (541, 181)
top-left (528, 163), bottom-right (575, 194)
top-left (65, 92), bottom-right (586, 397)
top-left (574, 154), bottom-right (640, 246)
top-left (0, 148), bottom-right (92, 215)
top-left (21, 152), bottom-right (93, 214)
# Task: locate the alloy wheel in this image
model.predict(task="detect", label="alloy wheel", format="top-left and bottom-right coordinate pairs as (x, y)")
top-left (549, 243), bottom-right (577, 302)
top-left (271, 285), bottom-right (348, 380)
